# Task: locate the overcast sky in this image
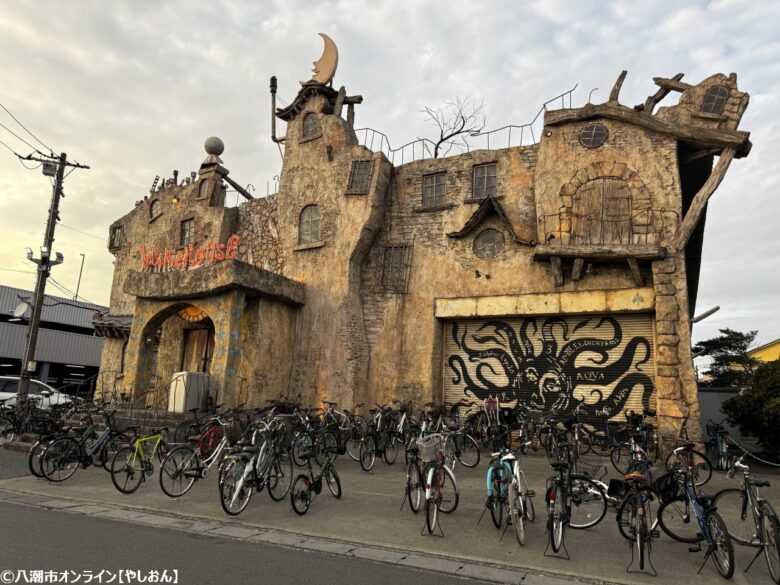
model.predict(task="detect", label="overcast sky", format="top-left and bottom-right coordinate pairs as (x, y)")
top-left (0, 0), bottom-right (778, 353)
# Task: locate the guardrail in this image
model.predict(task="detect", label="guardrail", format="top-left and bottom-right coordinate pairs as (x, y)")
top-left (538, 208), bottom-right (680, 246)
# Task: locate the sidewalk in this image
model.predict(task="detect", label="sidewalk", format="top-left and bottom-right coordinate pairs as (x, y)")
top-left (2, 449), bottom-right (778, 585)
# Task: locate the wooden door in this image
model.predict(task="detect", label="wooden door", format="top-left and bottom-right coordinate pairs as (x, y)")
top-left (182, 329), bottom-right (215, 373)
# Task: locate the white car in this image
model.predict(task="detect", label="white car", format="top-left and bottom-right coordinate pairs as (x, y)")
top-left (0, 376), bottom-right (73, 409)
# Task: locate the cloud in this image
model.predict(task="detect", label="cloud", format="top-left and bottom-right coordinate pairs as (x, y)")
top-left (0, 0), bottom-right (778, 348)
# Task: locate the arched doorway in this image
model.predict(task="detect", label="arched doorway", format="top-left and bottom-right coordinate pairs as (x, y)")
top-left (570, 177), bottom-right (632, 245)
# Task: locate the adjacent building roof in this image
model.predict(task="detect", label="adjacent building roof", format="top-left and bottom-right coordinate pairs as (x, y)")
top-left (0, 285), bottom-right (107, 330)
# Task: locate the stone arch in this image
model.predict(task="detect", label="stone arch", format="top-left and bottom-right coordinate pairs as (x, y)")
top-left (123, 291), bottom-right (246, 407)
top-left (557, 161), bottom-right (653, 245)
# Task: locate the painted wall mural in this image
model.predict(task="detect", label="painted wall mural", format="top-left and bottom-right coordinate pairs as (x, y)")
top-left (446, 315), bottom-right (655, 423)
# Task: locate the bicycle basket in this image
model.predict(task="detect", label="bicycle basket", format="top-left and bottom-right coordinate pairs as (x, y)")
top-left (225, 417), bottom-right (244, 444)
top-left (705, 421), bottom-right (717, 436)
top-left (113, 416), bottom-right (133, 433)
top-left (416, 434), bottom-right (444, 463)
top-left (651, 472), bottom-right (683, 501)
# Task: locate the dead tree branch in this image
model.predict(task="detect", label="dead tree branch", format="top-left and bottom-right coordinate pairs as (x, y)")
top-left (420, 97), bottom-right (486, 158)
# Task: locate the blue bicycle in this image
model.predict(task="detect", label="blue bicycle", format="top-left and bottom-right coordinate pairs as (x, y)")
top-left (658, 445), bottom-right (734, 578)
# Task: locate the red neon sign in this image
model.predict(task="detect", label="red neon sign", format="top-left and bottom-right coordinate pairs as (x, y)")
top-left (140, 234), bottom-right (240, 271)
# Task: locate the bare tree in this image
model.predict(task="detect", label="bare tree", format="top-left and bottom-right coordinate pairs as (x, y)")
top-left (420, 97), bottom-right (486, 158)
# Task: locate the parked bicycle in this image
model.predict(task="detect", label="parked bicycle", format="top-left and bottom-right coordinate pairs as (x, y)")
top-left (664, 417), bottom-right (713, 486)
top-left (706, 418), bottom-right (733, 471)
top-left (358, 404), bottom-right (399, 471)
top-left (657, 445), bottom-right (734, 579)
top-left (290, 441), bottom-right (344, 515)
top-left (110, 426), bottom-right (171, 494)
top-left (713, 452), bottom-right (779, 583)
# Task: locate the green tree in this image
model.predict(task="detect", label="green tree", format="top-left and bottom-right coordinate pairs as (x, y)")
top-left (722, 359), bottom-right (780, 458)
top-left (694, 328), bottom-right (760, 387)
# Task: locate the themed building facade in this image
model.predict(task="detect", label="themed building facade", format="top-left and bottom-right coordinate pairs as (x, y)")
top-left (94, 40), bottom-right (751, 446)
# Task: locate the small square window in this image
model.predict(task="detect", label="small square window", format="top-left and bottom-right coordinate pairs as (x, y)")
top-left (472, 163), bottom-right (497, 199)
top-left (422, 173), bottom-right (446, 207)
top-left (347, 160), bottom-right (373, 193)
top-left (180, 218), bottom-right (195, 247)
top-left (109, 225), bottom-right (123, 250)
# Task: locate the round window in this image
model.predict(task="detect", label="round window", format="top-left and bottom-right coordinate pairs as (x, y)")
top-left (579, 123), bottom-right (608, 148)
top-left (473, 229), bottom-right (504, 260)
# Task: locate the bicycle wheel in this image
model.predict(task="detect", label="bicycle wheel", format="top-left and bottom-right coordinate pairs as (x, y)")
top-left (0, 415), bottom-right (15, 439)
top-left (407, 460), bottom-right (422, 513)
top-left (666, 448), bottom-right (712, 486)
top-left (712, 488), bottom-right (753, 544)
top-left (576, 432), bottom-right (592, 457)
top-left (658, 497), bottom-right (700, 543)
top-left (425, 496), bottom-right (439, 534)
top-left (292, 433), bottom-right (313, 467)
top-left (456, 434), bottom-right (480, 468)
top-left (759, 503), bottom-right (780, 584)
top-left (267, 451), bottom-right (294, 501)
top-left (220, 458), bottom-right (253, 515)
top-left (610, 444), bottom-right (631, 475)
top-left (508, 480), bottom-right (525, 545)
top-left (28, 437), bottom-right (50, 478)
top-left (345, 427), bottom-right (362, 462)
top-left (100, 432), bottom-right (130, 471)
top-left (159, 446), bottom-right (198, 498)
top-left (110, 446), bottom-right (145, 494)
top-left (41, 437), bottom-right (81, 482)
top-left (637, 511), bottom-right (647, 571)
top-left (518, 472), bottom-right (535, 522)
top-left (290, 474), bottom-right (312, 515)
top-left (439, 464), bottom-right (459, 514)
top-left (489, 474), bottom-right (503, 528)
top-left (315, 431), bottom-right (339, 466)
top-left (383, 432), bottom-right (398, 465)
top-left (325, 466), bottom-right (342, 498)
top-left (359, 435), bottom-right (376, 472)
top-left (568, 475), bottom-right (607, 529)
top-left (705, 510), bottom-right (734, 578)
top-left (548, 482), bottom-right (565, 553)
top-left (173, 420), bottom-right (200, 444)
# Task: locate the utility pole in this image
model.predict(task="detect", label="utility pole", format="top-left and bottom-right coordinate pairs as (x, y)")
top-left (16, 152), bottom-right (89, 406)
top-left (74, 253), bottom-right (86, 300)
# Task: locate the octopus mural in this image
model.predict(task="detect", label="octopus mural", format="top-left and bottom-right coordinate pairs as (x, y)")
top-left (448, 316), bottom-right (654, 422)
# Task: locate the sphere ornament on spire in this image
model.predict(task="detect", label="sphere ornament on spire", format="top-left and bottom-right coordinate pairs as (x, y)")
top-left (203, 136), bottom-right (224, 165)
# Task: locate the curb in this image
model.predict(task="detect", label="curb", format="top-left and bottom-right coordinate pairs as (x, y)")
top-left (0, 487), bottom-right (592, 585)
top-left (0, 439), bottom-right (32, 453)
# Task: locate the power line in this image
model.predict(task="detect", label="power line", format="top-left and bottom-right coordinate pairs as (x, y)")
top-left (0, 120), bottom-right (38, 152)
top-left (59, 223), bottom-right (106, 242)
top-left (0, 267), bottom-right (36, 274)
top-left (49, 276), bottom-right (99, 306)
top-left (0, 138), bottom-right (22, 156)
top-left (0, 101), bottom-right (53, 153)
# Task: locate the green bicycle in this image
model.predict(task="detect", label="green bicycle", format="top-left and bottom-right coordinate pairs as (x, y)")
top-left (110, 427), bottom-right (170, 494)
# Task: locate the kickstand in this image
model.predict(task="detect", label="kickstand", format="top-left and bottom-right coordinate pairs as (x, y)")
top-left (399, 491), bottom-right (408, 512)
top-left (477, 499), bottom-right (489, 525)
top-left (626, 537), bottom-right (657, 576)
top-left (743, 544), bottom-right (764, 574)
top-left (499, 519), bottom-right (510, 542)
top-left (420, 515), bottom-right (445, 538)
top-left (696, 544), bottom-right (714, 575)
top-left (543, 526), bottom-right (570, 560)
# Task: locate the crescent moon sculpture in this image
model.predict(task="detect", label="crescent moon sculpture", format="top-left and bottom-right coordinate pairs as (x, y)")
top-left (301, 33), bottom-right (338, 86)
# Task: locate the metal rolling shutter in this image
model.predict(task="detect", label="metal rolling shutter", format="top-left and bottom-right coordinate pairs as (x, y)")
top-left (443, 313), bottom-right (655, 425)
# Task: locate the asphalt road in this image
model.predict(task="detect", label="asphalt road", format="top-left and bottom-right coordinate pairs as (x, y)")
top-left (0, 501), bottom-right (496, 585)
top-left (0, 448), bottom-right (28, 480)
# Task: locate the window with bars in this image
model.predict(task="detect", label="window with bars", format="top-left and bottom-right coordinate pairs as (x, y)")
top-left (180, 218), bottom-right (195, 247)
top-left (422, 172), bottom-right (446, 207)
top-left (472, 163), bottom-right (497, 199)
top-left (302, 113), bottom-right (321, 140)
top-left (109, 225), bottom-right (123, 250)
top-left (149, 199), bottom-right (162, 220)
top-left (299, 205), bottom-right (321, 244)
top-left (701, 85), bottom-right (729, 115)
top-left (381, 245), bottom-right (412, 293)
top-left (347, 160), bottom-right (373, 193)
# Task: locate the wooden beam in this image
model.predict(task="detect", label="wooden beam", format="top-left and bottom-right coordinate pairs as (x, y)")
top-left (333, 86), bottom-right (347, 118)
top-left (674, 147), bottom-right (737, 252)
top-left (551, 256), bottom-right (563, 287)
top-left (653, 76), bottom-right (693, 93)
top-left (222, 174), bottom-right (255, 200)
top-left (544, 103), bottom-right (751, 157)
top-left (571, 258), bottom-right (585, 281)
top-left (627, 257), bottom-right (643, 287)
top-left (534, 244), bottom-right (667, 262)
top-left (609, 70), bottom-right (628, 103)
top-left (636, 73), bottom-right (684, 113)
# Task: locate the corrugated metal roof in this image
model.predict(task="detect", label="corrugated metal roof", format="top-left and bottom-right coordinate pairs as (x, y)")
top-left (0, 321), bottom-right (103, 366)
top-left (0, 285), bottom-right (108, 329)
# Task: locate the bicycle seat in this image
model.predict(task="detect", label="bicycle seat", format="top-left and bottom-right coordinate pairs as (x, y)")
top-left (240, 445), bottom-right (259, 453)
top-left (550, 462), bottom-right (569, 471)
top-left (753, 478), bottom-right (771, 488)
top-left (624, 472), bottom-right (648, 482)
top-left (151, 427), bottom-right (169, 434)
top-left (188, 407), bottom-right (200, 413)
top-left (677, 442), bottom-right (696, 450)
top-left (125, 425), bottom-right (140, 432)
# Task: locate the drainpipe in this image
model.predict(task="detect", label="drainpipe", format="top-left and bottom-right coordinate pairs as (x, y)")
top-left (270, 76), bottom-right (285, 144)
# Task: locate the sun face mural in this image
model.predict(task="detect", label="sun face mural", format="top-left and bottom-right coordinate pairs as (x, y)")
top-left (447, 316), bottom-right (655, 423)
